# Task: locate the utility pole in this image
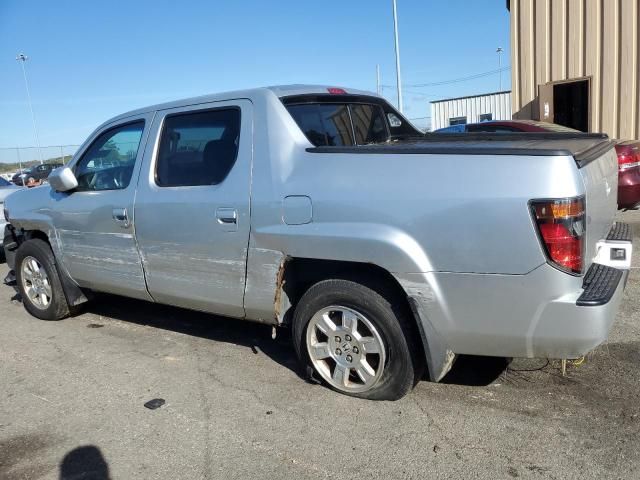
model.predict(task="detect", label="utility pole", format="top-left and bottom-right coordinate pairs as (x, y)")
top-left (16, 53), bottom-right (43, 164)
top-left (392, 0), bottom-right (403, 112)
top-left (496, 47), bottom-right (504, 91)
top-left (376, 64), bottom-right (381, 95)
top-left (16, 147), bottom-right (23, 173)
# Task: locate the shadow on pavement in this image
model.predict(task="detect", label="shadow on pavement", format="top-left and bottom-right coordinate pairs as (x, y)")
top-left (85, 293), bottom-right (301, 376)
top-left (440, 355), bottom-right (510, 386)
top-left (5, 284), bottom-right (512, 389)
top-left (59, 445), bottom-right (110, 480)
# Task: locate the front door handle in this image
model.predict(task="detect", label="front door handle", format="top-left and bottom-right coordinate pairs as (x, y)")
top-left (112, 207), bottom-right (130, 228)
top-left (215, 207), bottom-right (238, 231)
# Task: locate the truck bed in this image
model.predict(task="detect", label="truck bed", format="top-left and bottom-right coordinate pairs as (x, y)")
top-left (307, 132), bottom-right (614, 168)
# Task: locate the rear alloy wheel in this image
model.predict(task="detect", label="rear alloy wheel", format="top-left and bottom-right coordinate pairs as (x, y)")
top-left (293, 278), bottom-right (421, 400)
top-left (307, 306), bottom-right (386, 393)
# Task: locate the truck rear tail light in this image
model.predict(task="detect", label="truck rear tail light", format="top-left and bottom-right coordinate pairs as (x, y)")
top-left (617, 145), bottom-right (640, 171)
top-left (530, 197), bottom-right (585, 274)
top-left (327, 87), bottom-right (347, 95)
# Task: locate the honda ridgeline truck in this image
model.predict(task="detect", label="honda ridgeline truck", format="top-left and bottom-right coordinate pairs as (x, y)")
top-left (2, 85), bottom-right (632, 400)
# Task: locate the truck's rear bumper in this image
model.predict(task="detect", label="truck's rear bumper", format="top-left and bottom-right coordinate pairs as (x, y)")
top-left (400, 224), bottom-right (632, 371)
top-left (528, 264), bottom-right (627, 358)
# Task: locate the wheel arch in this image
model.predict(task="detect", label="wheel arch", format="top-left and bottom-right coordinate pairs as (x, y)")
top-left (277, 257), bottom-right (451, 381)
top-left (10, 227), bottom-right (89, 308)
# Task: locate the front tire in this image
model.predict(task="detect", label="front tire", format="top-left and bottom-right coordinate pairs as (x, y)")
top-left (15, 239), bottom-right (71, 320)
top-left (292, 278), bottom-right (422, 400)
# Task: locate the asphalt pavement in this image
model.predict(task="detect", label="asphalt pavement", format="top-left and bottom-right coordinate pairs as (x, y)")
top-left (1, 212), bottom-right (640, 479)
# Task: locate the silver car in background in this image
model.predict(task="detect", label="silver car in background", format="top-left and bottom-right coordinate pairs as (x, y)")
top-left (2, 85), bottom-right (632, 400)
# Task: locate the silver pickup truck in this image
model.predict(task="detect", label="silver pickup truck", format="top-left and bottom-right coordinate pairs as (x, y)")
top-left (2, 85), bottom-right (632, 400)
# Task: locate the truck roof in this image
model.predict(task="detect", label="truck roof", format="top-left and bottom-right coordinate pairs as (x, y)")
top-left (106, 84), bottom-right (376, 125)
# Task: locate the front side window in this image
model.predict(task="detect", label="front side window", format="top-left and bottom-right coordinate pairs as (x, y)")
top-left (155, 108), bottom-right (240, 187)
top-left (75, 122), bottom-right (144, 192)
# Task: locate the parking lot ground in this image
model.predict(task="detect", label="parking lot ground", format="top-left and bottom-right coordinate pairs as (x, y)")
top-left (2, 213), bottom-right (640, 480)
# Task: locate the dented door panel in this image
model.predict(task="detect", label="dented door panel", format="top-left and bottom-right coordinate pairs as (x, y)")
top-left (133, 100), bottom-right (253, 318)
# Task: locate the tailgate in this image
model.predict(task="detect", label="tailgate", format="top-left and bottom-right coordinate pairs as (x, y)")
top-left (578, 145), bottom-right (619, 270)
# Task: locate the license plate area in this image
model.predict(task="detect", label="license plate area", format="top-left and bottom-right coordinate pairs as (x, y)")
top-left (593, 239), bottom-right (632, 270)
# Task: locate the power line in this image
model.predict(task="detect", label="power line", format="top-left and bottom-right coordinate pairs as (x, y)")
top-left (382, 66), bottom-right (511, 89)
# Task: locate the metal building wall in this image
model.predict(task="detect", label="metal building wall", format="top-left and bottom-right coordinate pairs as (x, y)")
top-left (430, 91), bottom-right (512, 130)
top-left (510, 0), bottom-right (639, 140)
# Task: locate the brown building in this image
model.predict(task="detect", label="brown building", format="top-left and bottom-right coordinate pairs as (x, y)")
top-left (508, 0), bottom-right (639, 140)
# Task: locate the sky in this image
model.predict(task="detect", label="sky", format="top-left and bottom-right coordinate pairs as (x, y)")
top-left (0, 0), bottom-right (511, 163)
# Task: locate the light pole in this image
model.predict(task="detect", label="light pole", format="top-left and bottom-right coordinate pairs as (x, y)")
top-left (16, 53), bottom-right (43, 164)
top-left (392, 0), bottom-right (403, 113)
top-left (496, 47), bottom-right (504, 91)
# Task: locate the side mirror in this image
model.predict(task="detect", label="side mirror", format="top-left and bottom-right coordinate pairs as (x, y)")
top-left (48, 166), bottom-right (78, 192)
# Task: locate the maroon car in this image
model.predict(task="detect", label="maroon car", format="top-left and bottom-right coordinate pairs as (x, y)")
top-left (438, 120), bottom-right (640, 209)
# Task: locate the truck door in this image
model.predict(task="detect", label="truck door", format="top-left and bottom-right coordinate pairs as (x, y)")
top-left (134, 100), bottom-right (252, 318)
top-left (54, 114), bottom-right (153, 300)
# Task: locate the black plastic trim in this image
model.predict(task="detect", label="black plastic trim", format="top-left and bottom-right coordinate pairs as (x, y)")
top-left (306, 132), bottom-right (614, 164)
top-left (307, 145), bottom-right (576, 156)
top-left (576, 263), bottom-right (623, 306)
top-left (574, 139), bottom-right (617, 168)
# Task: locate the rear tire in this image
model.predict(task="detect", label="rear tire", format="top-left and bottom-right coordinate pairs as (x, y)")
top-left (15, 239), bottom-right (71, 320)
top-left (292, 278), bottom-right (422, 400)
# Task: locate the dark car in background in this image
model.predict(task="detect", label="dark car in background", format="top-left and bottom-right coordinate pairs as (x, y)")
top-left (12, 163), bottom-right (63, 186)
top-left (435, 120), bottom-right (640, 209)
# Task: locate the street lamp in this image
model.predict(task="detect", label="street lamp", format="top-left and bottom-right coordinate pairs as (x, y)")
top-left (16, 53), bottom-right (43, 164)
top-left (392, 0), bottom-right (403, 113)
top-left (496, 47), bottom-right (504, 91)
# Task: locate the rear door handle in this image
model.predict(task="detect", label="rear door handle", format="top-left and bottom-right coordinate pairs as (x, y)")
top-left (216, 207), bottom-right (238, 231)
top-left (112, 207), bottom-right (130, 228)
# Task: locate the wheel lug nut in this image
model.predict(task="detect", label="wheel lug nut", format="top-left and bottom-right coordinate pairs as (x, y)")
top-left (335, 348), bottom-right (342, 355)
top-left (345, 334), bottom-right (352, 342)
top-left (346, 355), bottom-right (353, 362)
top-left (352, 347), bottom-right (359, 354)
top-left (335, 336), bottom-right (341, 343)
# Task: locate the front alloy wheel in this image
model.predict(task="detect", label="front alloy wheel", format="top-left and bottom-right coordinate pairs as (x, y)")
top-left (21, 256), bottom-right (53, 309)
top-left (15, 238), bottom-right (74, 320)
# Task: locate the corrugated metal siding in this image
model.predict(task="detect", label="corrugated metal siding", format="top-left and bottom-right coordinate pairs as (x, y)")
top-left (510, 0), bottom-right (639, 140)
top-left (430, 92), bottom-right (512, 130)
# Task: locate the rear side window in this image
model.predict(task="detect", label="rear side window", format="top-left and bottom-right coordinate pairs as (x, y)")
top-left (287, 104), bottom-right (354, 146)
top-left (156, 108), bottom-right (240, 187)
top-left (350, 104), bottom-right (388, 144)
top-left (287, 103), bottom-right (391, 147)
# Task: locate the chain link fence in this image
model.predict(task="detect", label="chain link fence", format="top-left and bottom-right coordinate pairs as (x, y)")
top-left (0, 145), bottom-right (80, 175)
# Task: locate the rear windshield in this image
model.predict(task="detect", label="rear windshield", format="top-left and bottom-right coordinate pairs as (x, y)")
top-left (287, 103), bottom-right (389, 147)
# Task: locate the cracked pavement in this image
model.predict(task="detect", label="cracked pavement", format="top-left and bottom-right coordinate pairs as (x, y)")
top-left (1, 211), bottom-right (640, 479)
